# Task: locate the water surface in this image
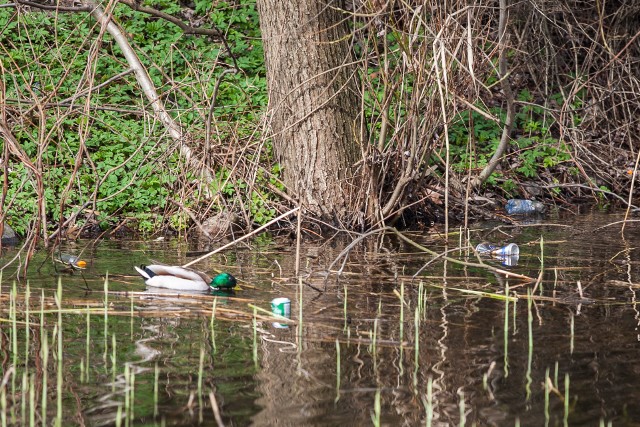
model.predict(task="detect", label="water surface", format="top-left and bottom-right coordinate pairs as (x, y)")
top-left (1, 210), bottom-right (640, 425)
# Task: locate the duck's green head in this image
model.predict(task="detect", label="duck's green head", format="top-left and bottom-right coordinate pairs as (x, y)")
top-left (210, 273), bottom-right (237, 290)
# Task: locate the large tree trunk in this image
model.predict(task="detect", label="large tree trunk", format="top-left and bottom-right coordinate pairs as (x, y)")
top-left (256, 0), bottom-right (362, 226)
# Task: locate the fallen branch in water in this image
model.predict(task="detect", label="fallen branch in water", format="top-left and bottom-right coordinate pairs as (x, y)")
top-left (324, 226), bottom-right (535, 288)
top-left (182, 207), bottom-right (300, 268)
top-left (389, 227), bottom-right (535, 281)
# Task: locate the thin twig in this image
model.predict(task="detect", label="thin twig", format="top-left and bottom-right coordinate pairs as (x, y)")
top-left (324, 226), bottom-right (534, 289)
top-left (209, 392), bottom-right (225, 427)
top-left (117, 0), bottom-right (222, 37)
top-left (295, 204), bottom-right (303, 276)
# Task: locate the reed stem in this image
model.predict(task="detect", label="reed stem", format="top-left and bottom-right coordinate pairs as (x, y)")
top-left (335, 338), bottom-right (340, 403)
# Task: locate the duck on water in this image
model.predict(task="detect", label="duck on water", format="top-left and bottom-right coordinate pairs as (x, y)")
top-left (134, 265), bottom-right (237, 292)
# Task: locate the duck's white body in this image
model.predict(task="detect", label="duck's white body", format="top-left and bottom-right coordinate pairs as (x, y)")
top-left (134, 265), bottom-right (212, 291)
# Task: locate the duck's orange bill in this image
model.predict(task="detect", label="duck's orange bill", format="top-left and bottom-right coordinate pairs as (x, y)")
top-left (75, 260), bottom-right (87, 268)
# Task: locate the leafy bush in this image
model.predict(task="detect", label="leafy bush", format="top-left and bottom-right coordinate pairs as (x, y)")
top-left (449, 89), bottom-right (572, 192)
top-left (1, 0), bottom-right (276, 236)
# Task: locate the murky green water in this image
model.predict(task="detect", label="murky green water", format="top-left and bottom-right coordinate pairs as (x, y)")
top-left (2, 210), bottom-right (640, 425)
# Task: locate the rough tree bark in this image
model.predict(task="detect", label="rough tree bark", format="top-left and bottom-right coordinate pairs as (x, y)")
top-left (256, 0), bottom-right (362, 227)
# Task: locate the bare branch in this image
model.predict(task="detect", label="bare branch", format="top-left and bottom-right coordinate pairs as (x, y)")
top-left (16, 0), bottom-right (91, 12)
top-left (87, 0), bottom-right (214, 185)
top-left (14, 0), bottom-right (223, 37)
top-left (117, 0), bottom-right (222, 38)
top-left (473, 0), bottom-right (514, 187)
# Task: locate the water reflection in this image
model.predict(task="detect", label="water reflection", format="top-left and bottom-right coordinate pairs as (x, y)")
top-left (2, 212), bottom-right (640, 425)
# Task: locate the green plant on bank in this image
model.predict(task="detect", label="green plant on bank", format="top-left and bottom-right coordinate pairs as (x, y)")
top-left (449, 88), bottom-right (573, 194)
top-left (0, 0), bottom-right (275, 236)
top-left (217, 163), bottom-right (283, 225)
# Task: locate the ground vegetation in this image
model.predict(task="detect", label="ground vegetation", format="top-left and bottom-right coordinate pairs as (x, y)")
top-left (0, 0), bottom-right (638, 253)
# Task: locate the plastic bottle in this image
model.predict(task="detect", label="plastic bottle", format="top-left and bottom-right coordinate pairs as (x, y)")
top-left (505, 199), bottom-right (546, 215)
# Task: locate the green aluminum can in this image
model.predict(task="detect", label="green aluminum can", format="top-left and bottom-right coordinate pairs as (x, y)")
top-left (271, 297), bottom-right (291, 318)
top-left (271, 297), bottom-right (291, 328)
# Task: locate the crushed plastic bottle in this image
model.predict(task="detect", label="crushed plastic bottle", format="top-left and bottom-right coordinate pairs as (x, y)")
top-left (505, 199), bottom-right (546, 215)
top-left (475, 243), bottom-right (520, 256)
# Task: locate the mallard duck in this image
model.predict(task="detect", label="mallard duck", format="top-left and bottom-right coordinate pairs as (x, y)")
top-left (134, 265), bottom-right (237, 291)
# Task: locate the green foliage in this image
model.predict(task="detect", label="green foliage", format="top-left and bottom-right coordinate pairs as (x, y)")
top-left (448, 89), bottom-right (572, 191)
top-left (211, 164), bottom-right (281, 225)
top-left (512, 91), bottom-right (571, 178)
top-left (448, 108), bottom-right (505, 172)
top-left (0, 0), bottom-right (275, 236)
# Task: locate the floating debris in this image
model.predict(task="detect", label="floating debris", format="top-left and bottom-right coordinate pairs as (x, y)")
top-left (271, 297), bottom-right (291, 329)
top-left (505, 199), bottom-right (546, 215)
top-left (476, 243), bottom-right (520, 266)
top-left (475, 243), bottom-right (520, 256)
top-left (55, 253), bottom-right (87, 270)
